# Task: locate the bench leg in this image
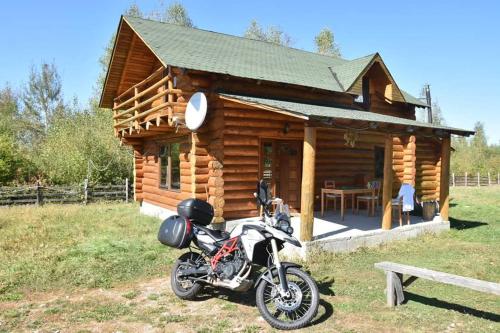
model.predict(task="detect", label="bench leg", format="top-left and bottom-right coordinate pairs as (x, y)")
top-left (386, 272), bottom-right (405, 307)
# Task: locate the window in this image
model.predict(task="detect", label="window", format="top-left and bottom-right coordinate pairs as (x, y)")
top-left (354, 76), bottom-right (371, 109)
top-left (374, 146), bottom-right (384, 179)
top-left (262, 142), bottom-right (274, 182)
top-left (159, 142), bottom-right (181, 190)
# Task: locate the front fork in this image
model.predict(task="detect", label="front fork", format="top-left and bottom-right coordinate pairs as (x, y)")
top-left (270, 238), bottom-right (289, 296)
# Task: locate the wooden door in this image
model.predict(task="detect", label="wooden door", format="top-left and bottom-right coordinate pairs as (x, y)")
top-left (260, 140), bottom-right (302, 211)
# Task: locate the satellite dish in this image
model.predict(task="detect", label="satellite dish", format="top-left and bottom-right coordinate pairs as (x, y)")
top-left (185, 92), bottom-right (207, 131)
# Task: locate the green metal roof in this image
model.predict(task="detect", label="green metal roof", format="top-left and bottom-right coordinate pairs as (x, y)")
top-left (219, 94), bottom-right (473, 136)
top-left (123, 16), bottom-right (427, 107)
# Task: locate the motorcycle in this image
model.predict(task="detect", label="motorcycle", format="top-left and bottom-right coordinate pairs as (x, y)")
top-left (158, 180), bottom-right (319, 330)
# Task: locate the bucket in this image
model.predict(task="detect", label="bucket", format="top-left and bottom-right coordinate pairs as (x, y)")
top-left (422, 201), bottom-right (437, 221)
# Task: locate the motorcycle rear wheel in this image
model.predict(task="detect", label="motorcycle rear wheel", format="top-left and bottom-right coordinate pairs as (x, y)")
top-left (171, 252), bottom-right (205, 300)
top-left (256, 267), bottom-right (319, 330)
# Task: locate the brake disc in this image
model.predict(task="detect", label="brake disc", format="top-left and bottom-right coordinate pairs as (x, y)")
top-left (273, 282), bottom-right (303, 311)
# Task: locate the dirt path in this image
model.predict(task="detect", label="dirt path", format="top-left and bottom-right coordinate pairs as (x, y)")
top-left (0, 276), bottom-right (343, 333)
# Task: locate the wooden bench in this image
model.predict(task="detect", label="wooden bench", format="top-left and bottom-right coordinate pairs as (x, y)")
top-left (374, 261), bottom-right (500, 307)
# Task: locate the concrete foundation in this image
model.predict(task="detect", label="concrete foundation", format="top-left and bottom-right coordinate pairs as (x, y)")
top-left (227, 211), bottom-right (449, 260)
top-left (139, 200), bottom-right (176, 220)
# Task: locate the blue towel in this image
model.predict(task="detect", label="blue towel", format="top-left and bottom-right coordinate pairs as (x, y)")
top-left (397, 183), bottom-right (415, 212)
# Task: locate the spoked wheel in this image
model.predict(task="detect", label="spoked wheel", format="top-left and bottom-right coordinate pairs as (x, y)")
top-left (170, 252), bottom-right (206, 300)
top-left (256, 267), bottom-right (319, 330)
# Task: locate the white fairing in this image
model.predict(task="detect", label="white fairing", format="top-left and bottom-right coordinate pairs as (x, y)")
top-left (229, 221), bottom-right (300, 261)
top-left (196, 233), bottom-right (214, 244)
top-left (239, 229), bottom-right (265, 261)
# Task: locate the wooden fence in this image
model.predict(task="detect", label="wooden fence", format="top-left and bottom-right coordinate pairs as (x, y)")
top-left (0, 179), bottom-right (132, 206)
top-left (450, 172), bottom-right (500, 187)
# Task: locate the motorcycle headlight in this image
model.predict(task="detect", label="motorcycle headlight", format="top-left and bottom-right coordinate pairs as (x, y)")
top-left (277, 220), bottom-right (293, 235)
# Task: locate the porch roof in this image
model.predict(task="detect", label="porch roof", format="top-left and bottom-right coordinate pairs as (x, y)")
top-left (219, 94), bottom-right (474, 136)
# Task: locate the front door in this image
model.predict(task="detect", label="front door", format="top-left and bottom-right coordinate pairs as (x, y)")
top-left (260, 140), bottom-right (302, 212)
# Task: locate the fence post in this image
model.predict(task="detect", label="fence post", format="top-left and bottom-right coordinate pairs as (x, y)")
top-left (83, 178), bottom-right (88, 205)
top-left (452, 173), bottom-right (455, 187)
top-left (498, 172), bottom-right (499, 185)
top-left (465, 172), bottom-right (468, 186)
top-left (125, 178), bottom-right (129, 203)
top-left (36, 184), bottom-right (44, 206)
top-left (488, 172), bottom-right (491, 186)
top-left (477, 172), bottom-right (480, 187)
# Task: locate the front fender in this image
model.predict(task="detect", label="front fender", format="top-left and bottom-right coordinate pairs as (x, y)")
top-left (254, 262), bottom-right (302, 288)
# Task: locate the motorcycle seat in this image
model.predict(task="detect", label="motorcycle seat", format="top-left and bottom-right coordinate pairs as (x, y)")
top-left (196, 225), bottom-right (230, 242)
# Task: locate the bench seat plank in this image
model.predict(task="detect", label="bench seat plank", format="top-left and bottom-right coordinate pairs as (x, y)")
top-left (375, 261), bottom-right (500, 296)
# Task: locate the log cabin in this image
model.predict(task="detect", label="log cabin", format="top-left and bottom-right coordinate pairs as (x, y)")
top-left (100, 16), bottom-right (473, 241)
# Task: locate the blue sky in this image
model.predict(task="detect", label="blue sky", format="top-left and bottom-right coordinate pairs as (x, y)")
top-left (1, 1), bottom-right (499, 143)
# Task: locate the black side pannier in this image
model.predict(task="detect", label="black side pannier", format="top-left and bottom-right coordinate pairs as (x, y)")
top-left (177, 198), bottom-right (214, 226)
top-left (158, 215), bottom-right (192, 248)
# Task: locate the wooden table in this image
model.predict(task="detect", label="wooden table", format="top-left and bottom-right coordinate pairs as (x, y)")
top-left (321, 187), bottom-right (375, 220)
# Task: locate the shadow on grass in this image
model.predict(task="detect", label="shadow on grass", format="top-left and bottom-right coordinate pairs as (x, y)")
top-left (194, 282), bottom-right (335, 326)
top-left (449, 217), bottom-right (488, 230)
top-left (317, 276), bottom-right (336, 296)
top-left (404, 292), bottom-right (500, 322)
top-left (195, 287), bottom-right (256, 306)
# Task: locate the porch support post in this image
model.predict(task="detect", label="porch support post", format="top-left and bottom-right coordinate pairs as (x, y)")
top-left (439, 135), bottom-right (451, 221)
top-left (382, 134), bottom-right (393, 230)
top-left (300, 126), bottom-right (317, 241)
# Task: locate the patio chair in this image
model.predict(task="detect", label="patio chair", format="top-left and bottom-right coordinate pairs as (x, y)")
top-left (324, 180), bottom-right (340, 212)
top-left (356, 180), bottom-right (381, 215)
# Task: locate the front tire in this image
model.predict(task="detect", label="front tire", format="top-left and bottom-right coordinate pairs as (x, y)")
top-left (170, 252), bottom-right (204, 300)
top-left (256, 267), bottom-right (319, 330)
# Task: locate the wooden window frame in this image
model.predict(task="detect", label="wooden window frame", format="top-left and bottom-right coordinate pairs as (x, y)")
top-left (259, 139), bottom-right (276, 196)
top-left (354, 76), bottom-right (371, 110)
top-left (159, 139), bottom-right (183, 192)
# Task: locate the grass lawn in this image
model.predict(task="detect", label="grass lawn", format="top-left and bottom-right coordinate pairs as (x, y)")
top-left (0, 187), bottom-right (499, 332)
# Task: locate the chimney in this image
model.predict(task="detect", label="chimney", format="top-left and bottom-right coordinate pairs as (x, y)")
top-left (424, 84), bottom-right (432, 123)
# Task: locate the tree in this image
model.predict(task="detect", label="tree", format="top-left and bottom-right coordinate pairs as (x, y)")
top-left (0, 85), bottom-right (34, 184)
top-left (163, 1), bottom-right (194, 27)
top-left (148, 1), bottom-right (194, 27)
top-left (430, 101), bottom-right (445, 125)
top-left (244, 20), bottom-right (292, 46)
top-left (36, 103), bottom-right (132, 184)
top-left (314, 28), bottom-right (341, 57)
top-left (0, 85), bottom-right (20, 137)
top-left (0, 133), bottom-right (20, 184)
top-left (21, 62), bottom-right (65, 143)
top-left (124, 2), bottom-right (143, 17)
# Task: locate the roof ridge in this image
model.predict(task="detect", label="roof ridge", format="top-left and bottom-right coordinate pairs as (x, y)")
top-left (123, 15), bottom-right (360, 63)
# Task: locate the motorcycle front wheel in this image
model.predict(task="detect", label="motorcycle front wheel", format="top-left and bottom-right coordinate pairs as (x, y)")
top-left (256, 267), bottom-right (319, 330)
top-left (170, 252), bottom-right (205, 300)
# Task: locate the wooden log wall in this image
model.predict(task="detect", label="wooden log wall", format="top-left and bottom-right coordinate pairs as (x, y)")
top-left (392, 136), bottom-right (405, 195)
top-left (415, 137), bottom-right (441, 201)
top-left (221, 100), bottom-right (304, 219)
top-left (370, 94), bottom-right (415, 119)
top-left (133, 145), bottom-right (144, 201)
top-left (392, 135), bottom-right (418, 195)
top-left (140, 135), bottom-right (192, 211)
top-left (315, 129), bottom-right (386, 206)
top-left (196, 104), bottom-right (225, 223)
